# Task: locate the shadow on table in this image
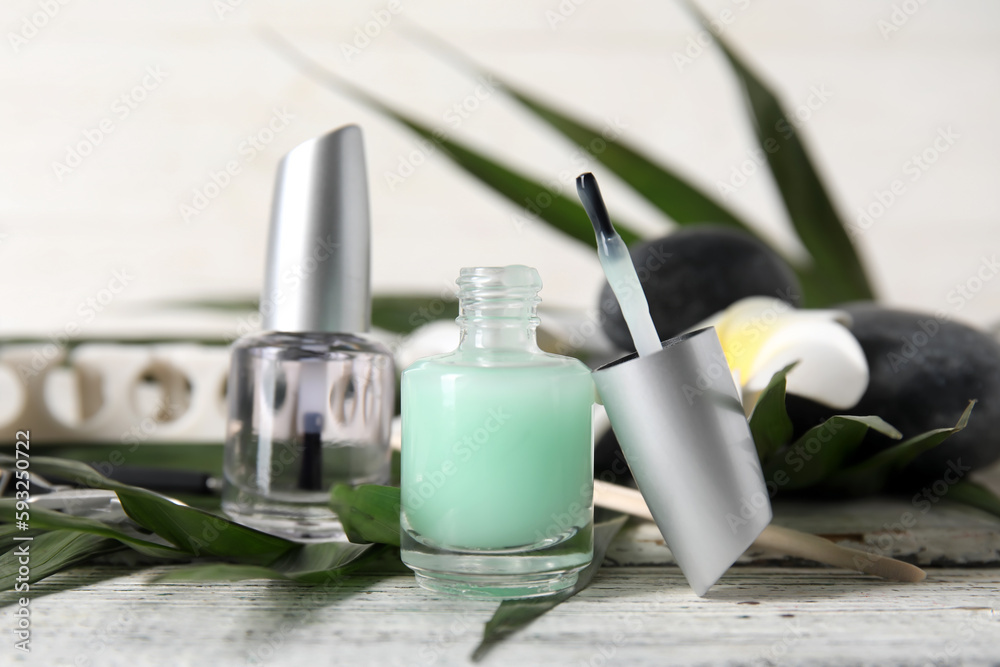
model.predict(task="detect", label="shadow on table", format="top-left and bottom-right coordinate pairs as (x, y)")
top-left (0, 566), bottom-right (127, 608)
top-left (584, 565), bottom-right (922, 603)
top-left (706, 570), bottom-right (923, 602)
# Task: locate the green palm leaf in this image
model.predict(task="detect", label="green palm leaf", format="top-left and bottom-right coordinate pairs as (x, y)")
top-left (747, 362), bottom-right (797, 462)
top-left (763, 415), bottom-right (901, 491)
top-left (682, 1), bottom-right (874, 305)
top-left (0, 531), bottom-right (124, 591)
top-left (821, 401), bottom-right (975, 497)
top-left (260, 29), bottom-right (642, 249)
top-left (403, 26), bottom-right (757, 233)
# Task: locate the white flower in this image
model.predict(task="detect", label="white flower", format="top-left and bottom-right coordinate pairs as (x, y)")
top-left (696, 297), bottom-right (869, 412)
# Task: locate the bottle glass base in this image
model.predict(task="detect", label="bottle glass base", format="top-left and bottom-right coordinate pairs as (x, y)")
top-left (222, 487), bottom-right (345, 542)
top-left (400, 522), bottom-right (592, 600)
top-left (410, 567), bottom-right (581, 600)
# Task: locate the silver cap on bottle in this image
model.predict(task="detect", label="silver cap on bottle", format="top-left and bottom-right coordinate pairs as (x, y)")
top-left (593, 327), bottom-right (772, 596)
top-left (261, 124), bottom-right (371, 333)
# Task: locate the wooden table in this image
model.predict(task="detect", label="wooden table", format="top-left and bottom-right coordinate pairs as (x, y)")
top-left (3, 496), bottom-right (999, 667)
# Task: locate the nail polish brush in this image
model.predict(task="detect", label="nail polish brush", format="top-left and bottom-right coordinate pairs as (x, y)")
top-left (578, 172), bottom-right (773, 595)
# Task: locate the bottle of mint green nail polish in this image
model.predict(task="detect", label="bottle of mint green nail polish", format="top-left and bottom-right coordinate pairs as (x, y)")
top-left (400, 265), bottom-right (595, 599)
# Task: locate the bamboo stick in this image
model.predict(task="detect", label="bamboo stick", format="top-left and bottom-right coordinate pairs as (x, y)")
top-left (593, 479), bottom-right (926, 583)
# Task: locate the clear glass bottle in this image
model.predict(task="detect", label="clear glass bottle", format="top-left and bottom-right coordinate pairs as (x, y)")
top-left (222, 125), bottom-right (394, 541)
top-left (223, 332), bottom-right (393, 540)
top-left (400, 265), bottom-right (594, 599)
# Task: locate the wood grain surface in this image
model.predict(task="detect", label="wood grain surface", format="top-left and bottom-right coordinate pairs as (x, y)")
top-left (2, 565), bottom-right (998, 666)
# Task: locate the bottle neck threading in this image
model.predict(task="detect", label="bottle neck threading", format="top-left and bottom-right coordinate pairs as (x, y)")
top-left (455, 267), bottom-right (542, 352)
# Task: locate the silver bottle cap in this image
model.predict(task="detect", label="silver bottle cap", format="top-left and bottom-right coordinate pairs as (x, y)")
top-left (593, 327), bottom-right (772, 596)
top-left (261, 124), bottom-right (371, 333)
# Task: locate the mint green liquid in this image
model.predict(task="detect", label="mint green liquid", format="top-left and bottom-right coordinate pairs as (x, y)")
top-left (402, 356), bottom-right (594, 550)
top-left (400, 265), bottom-right (594, 598)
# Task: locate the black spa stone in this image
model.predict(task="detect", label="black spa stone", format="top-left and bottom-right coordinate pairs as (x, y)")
top-left (787, 304), bottom-right (1000, 487)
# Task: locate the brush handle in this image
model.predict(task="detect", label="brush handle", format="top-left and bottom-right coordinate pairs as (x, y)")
top-left (576, 173), bottom-right (662, 357)
top-left (593, 480), bottom-right (925, 583)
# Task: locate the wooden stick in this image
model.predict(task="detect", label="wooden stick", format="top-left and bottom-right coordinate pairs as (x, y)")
top-left (752, 523), bottom-right (925, 582)
top-left (594, 480), bottom-right (926, 583)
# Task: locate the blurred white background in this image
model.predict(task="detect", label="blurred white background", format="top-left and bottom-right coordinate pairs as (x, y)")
top-left (1, 0), bottom-right (998, 340)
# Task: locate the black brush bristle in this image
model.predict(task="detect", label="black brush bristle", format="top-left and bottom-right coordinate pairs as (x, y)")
top-left (576, 172), bottom-right (615, 239)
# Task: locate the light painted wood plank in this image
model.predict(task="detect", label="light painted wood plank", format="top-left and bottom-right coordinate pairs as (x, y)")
top-left (3, 565), bottom-right (999, 666)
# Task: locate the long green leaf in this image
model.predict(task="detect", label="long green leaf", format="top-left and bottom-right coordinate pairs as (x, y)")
top-left (822, 401), bottom-right (975, 496)
top-left (372, 295), bottom-right (458, 335)
top-left (154, 544), bottom-right (405, 584)
top-left (763, 415), bottom-right (901, 491)
top-left (405, 27), bottom-right (758, 233)
top-left (0, 531), bottom-right (124, 591)
top-left (0, 500), bottom-right (187, 560)
top-left (0, 456), bottom-right (296, 565)
top-left (330, 484), bottom-right (402, 547)
top-left (267, 541), bottom-right (378, 583)
top-left (947, 481), bottom-right (1000, 520)
top-left (747, 363), bottom-right (797, 463)
top-left (471, 511), bottom-right (629, 662)
top-left (259, 29), bottom-right (642, 249)
top-left (153, 563), bottom-right (290, 583)
top-left (152, 297), bottom-right (258, 312)
top-left (682, 2), bottom-right (873, 306)
top-left (153, 295), bottom-right (458, 337)
top-left (0, 526), bottom-right (46, 553)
